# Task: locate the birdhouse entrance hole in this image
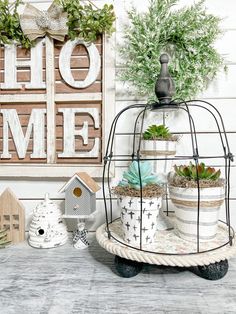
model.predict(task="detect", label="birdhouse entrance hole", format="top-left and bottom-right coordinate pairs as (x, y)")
top-left (73, 187), bottom-right (82, 198)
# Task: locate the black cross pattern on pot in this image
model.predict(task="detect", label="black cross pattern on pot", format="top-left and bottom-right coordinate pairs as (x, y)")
top-left (133, 225), bottom-right (137, 231)
top-left (126, 238), bottom-right (131, 243)
top-left (141, 227), bottom-right (148, 233)
top-left (128, 199), bottom-right (133, 207)
top-left (138, 200), bottom-right (146, 204)
top-left (119, 197), bottom-right (123, 202)
top-left (142, 208), bottom-right (146, 214)
top-left (125, 222), bottom-right (130, 231)
top-left (136, 216), bottom-right (141, 224)
top-left (121, 212), bottom-right (125, 219)
top-left (151, 222), bottom-right (155, 229)
top-left (147, 212), bottom-right (152, 219)
top-left (145, 235), bottom-right (151, 243)
top-left (122, 206), bottom-right (128, 213)
top-left (149, 201), bottom-right (154, 207)
top-left (133, 234), bottom-right (139, 241)
top-left (128, 211), bottom-right (135, 219)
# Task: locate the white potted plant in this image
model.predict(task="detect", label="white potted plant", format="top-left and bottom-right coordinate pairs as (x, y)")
top-left (168, 162), bottom-right (224, 242)
top-left (141, 124), bottom-right (178, 174)
top-left (113, 161), bottom-right (164, 247)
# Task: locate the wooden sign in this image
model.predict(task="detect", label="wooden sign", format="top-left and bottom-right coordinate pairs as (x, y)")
top-left (0, 35), bottom-right (115, 177)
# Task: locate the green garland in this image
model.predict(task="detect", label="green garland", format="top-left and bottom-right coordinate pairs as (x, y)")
top-left (0, 0), bottom-right (115, 48)
top-left (119, 0), bottom-right (224, 101)
top-left (57, 0), bottom-right (115, 42)
top-left (0, 0), bottom-right (32, 48)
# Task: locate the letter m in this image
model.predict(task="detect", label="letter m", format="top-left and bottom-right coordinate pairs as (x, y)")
top-left (1, 109), bottom-right (46, 159)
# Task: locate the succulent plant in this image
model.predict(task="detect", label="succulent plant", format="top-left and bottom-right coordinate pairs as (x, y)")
top-left (0, 229), bottom-right (11, 249)
top-left (143, 124), bottom-right (172, 140)
top-left (118, 161), bottom-right (163, 190)
top-left (174, 162), bottom-right (221, 181)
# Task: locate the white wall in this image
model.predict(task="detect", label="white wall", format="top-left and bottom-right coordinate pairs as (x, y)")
top-left (1, 0), bottom-right (236, 231)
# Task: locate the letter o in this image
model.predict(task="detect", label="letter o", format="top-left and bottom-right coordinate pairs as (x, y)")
top-left (59, 39), bottom-right (101, 88)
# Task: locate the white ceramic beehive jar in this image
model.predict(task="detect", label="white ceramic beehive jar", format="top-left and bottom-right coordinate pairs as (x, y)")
top-left (28, 194), bottom-right (68, 248)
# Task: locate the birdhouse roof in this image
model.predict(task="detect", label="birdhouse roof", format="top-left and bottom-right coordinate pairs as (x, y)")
top-left (59, 172), bottom-right (100, 194)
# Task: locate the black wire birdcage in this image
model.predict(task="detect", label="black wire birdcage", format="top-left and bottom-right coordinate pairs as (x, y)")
top-left (100, 54), bottom-right (235, 273)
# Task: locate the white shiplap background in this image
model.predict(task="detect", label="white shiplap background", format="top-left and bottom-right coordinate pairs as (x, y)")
top-left (1, 0), bottom-right (236, 231)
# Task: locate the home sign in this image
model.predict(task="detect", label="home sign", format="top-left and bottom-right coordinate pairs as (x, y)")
top-left (0, 34), bottom-right (114, 177)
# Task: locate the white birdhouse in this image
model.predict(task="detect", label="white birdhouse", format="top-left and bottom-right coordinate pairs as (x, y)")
top-left (59, 172), bottom-right (100, 219)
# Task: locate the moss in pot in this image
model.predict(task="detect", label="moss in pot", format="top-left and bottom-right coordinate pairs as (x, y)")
top-left (141, 124), bottom-right (179, 175)
top-left (168, 162), bottom-right (225, 242)
top-left (113, 161), bottom-right (164, 246)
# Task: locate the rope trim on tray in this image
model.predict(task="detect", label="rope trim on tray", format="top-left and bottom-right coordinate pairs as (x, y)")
top-left (96, 223), bottom-right (236, 267)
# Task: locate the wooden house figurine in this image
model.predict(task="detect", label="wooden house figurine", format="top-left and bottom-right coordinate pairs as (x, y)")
top-left (0, 188), bottom-right (25, 243)
top-left (59, 173), bottom-right (100, 218)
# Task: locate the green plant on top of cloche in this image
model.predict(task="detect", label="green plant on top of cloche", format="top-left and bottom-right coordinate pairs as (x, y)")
top-left (119, 0), bottom-right (224, 101)
top-left (143, 124), bottom-right (177, 141)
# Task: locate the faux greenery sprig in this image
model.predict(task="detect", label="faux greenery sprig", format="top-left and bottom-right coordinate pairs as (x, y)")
top-left (0, 229), bottom-right (11, 248)
top-left (119, 0), bottom-right (224, 101)
top-left (56, 0), bottom-right (115, 42)
top-left (0, 0), bottom-right (32, 48)
top-left (174, 162), bottom-right (221, 181)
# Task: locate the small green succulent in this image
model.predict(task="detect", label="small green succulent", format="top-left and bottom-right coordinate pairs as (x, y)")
top-left (0, 229), bottom-right (11, 248)
top-left (119, 161), bottom-right (162, 190)
top-left (143, 124), bottom-right (172, 140)
top-left (174, 162), bottom-right (221, 181)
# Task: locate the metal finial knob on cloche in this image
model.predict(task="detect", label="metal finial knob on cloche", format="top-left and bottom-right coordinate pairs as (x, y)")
top-left (155, 53), bottom-right (175, 105)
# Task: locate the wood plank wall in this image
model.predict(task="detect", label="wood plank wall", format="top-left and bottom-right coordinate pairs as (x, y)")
top-left (0, 39), bottom-right (102, 164)
top-left (0, 0), bottom-right (235, 232)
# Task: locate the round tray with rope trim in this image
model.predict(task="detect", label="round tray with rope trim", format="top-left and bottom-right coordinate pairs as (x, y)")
top-left (96, 219), bottom-right (236, 279)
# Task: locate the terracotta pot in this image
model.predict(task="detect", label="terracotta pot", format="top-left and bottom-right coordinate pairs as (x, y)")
top-left (169, 185), bottom-right (225, 242)
top-left (117, 195), bottom-right (162, 246)
top-left (141, 139), bottom-right (177, 174)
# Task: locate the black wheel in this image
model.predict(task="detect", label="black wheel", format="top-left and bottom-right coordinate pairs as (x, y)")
top-left (114, 255), bottom-right (143, 278)
top-left (191, 259), bottom-right (229, 280)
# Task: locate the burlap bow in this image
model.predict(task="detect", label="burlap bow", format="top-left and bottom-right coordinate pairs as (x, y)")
top-left (20, 2), bottom-right (68, 42)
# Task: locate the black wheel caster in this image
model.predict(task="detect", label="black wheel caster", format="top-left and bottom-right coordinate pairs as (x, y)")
top-left (191, 259), bottom-right (229, 280)
top-left (114, 255), bottom-right (143, 278)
